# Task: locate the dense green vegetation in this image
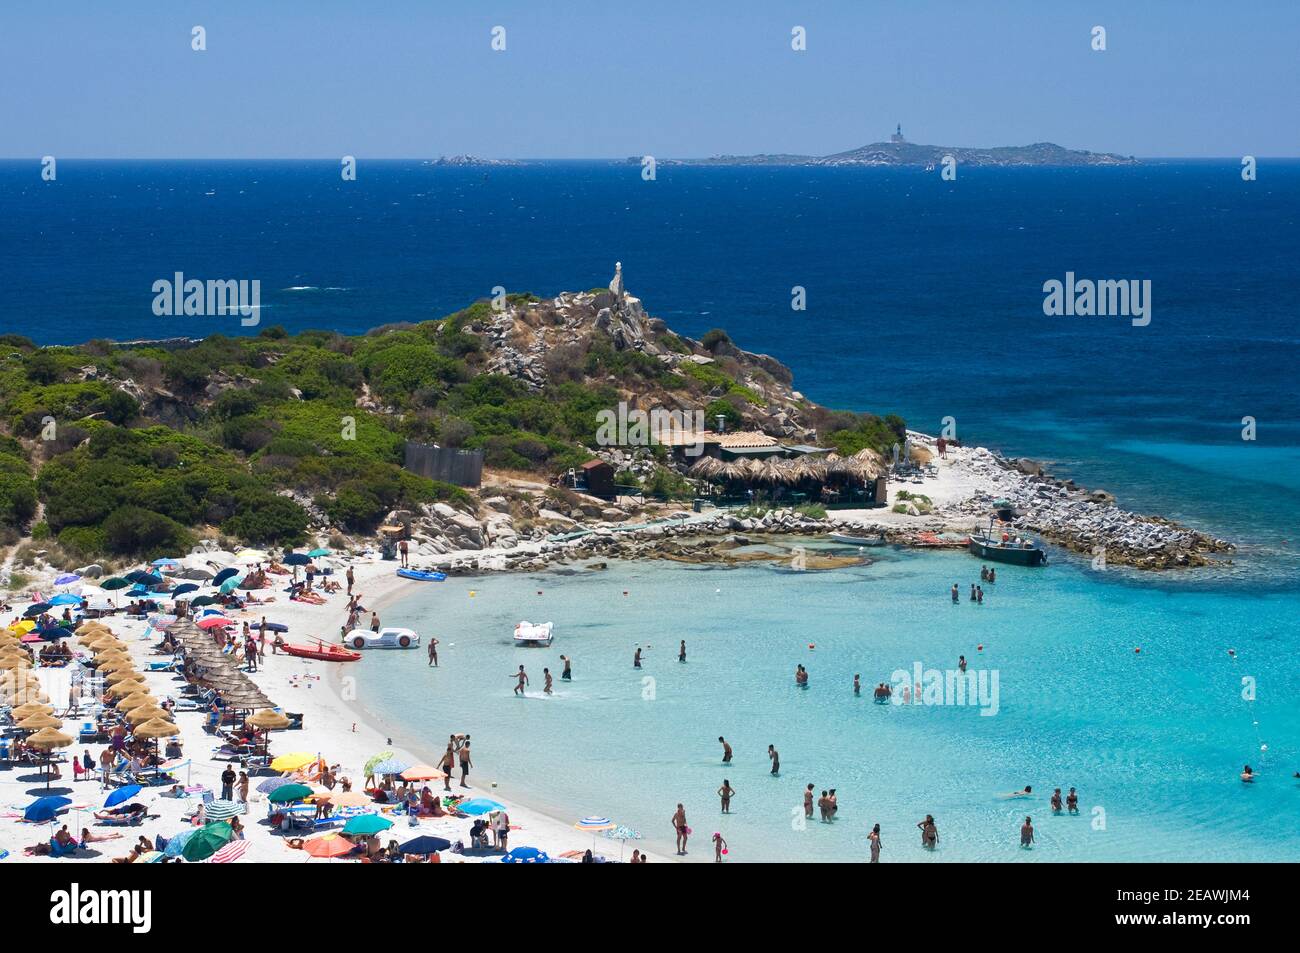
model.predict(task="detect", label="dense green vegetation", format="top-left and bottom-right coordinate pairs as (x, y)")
top-left (0, 305), bottom-right (904, 562)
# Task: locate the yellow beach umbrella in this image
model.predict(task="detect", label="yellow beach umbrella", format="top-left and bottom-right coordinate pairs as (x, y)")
top-left (269, 752), bottom-right (317, 773)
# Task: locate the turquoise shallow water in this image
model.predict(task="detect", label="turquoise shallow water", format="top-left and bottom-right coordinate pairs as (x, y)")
top-left (352, 547), bottom-right (1300, 862)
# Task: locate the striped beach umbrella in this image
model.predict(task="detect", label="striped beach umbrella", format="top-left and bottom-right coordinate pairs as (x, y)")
top-left (210, 840), bottom-right (248, 864)
top-left (369, 758), bottom-right (409, 777)
top-left (202, 799), bottom-right (243, 822)
top-left (574, 815), bottom-right (616, 831)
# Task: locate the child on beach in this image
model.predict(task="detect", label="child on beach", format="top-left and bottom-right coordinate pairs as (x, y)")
top-left (543, 668), bottom-right (553, 695)
top-left (713, 831), bottom-right (727, 862)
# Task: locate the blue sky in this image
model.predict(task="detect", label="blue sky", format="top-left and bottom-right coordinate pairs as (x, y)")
top-left (2, 0), bottom-right (1296, 158)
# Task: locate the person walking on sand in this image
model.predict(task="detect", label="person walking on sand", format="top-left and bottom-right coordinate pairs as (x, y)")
top-left (768, 744), bottom-right (780, 775)
top-left (718, 779), bottom-right (735, 813)
top-left (237, 770), bottom-right (249, 804)
top-left (719, 736), bottom-right (732, 764)
top-left (439, 746), bottom-right (455, 792)
top-left (672, 804), bottom-right (689, 855)
top-left (258, 617), bottom-right (268, 659)
top-left (543, 668), bottom-right (553, 695)
top-left (511, 665), bottom-right (528, 696)
top-left (399, 538), bottom-right (409, 568)
top-left (713, 831), bottom-right (727, 863)
top-left (458, 738), bottom-right (472, 788)
top-left (427, 636), bottom-right (439, 667)
top-left (869, 823), bottom-right (883, 863)
top-left (221, 765), bottom-right (236, 801)
top-left (346, 566), bottom-right (354, 596)
top-left (1020, 816), bottom-right (1035, 848)
top-left (560, 655), bottom-right (572, 680)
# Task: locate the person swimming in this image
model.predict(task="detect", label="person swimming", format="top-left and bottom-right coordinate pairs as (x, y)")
top-left (1003, 785), bottom-right (1033, 799)
top-left (1241, 764), bottom-right (1256, 783)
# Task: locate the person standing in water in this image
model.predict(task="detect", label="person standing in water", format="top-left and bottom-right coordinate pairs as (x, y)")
top-left (853, 674), bottom-right (861, 695)
top-left (918, 815), bottom-right (938, 849)
top-left (718, 779), bottom-right (735, 813)
top-left (804, 784), bottom-right (815, 820)
top-left (1066, 787), bottom-right (1079, 814)
top-left (869, 823), bottom-right (883, 862)
top-left (679, 640), bottom-right (687, 662)
top-left (719, 736), bottom-right (732, 764)
top-left (671, 804), bottom-right (689, 855)
top-left (712, 831), bottom-right (727, 863)
top-left (1020, 816), bottom-right (1035, 848)
top-left (958, 655), bottom-right (967, 673)
top-left (951, 584), bottom-right (960, 604)
top-left (560, 655), bottom-right (572, 680)
top-left (768, 745), bottom-right (780, 775)
top-left (633, 646), bottom-right (643, 669)
top-left (543, 668), bottom-right (553, 695)
top-left (1051, 788), bottom-right (1063, 813)
top-left (510, 665), bottom-right (528, 696)
top-left (427, 636), bottom-right (439, 667)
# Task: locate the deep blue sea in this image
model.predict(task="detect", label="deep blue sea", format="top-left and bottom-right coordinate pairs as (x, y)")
top-left (4, 159), bottom-right (1298, 583)
top-left (4, 160), bottom-right (1299, 860)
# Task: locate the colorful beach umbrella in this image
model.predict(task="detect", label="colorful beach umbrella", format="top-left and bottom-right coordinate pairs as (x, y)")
top-left (210, 840), bottom-right (248, 864)
top-left (397, 835), bottom-right (452, 855)
top-left (180, 822), bottom-right (233, 862)
top-left (196, 616), bottom-right (233, 630)
top-left (24, 795), bottom-right (72, 822)
top-left (341, 813), bottom-right (393, 836)
top-left (257, 776), bottom-right (295, 795)
top-left (399, 764), bottom-right (445, 782)
top-left (202, 799), bottom-right (243, 822)
top-left (104, 785), bottom-right (142, 808)
top-left (269, 752), bottom-right (317, 773)
top-left (302, 834), bottom-right (355, 859)
top-left (456, 798), bottom-right (506, 816)
top-left (500, 846), bottom-right (550, 864)
top-left (54, 573), bottom-right (81, 586)
top-left (267, 783), bottom-right (314, 804)
top-left (363, 751), bottom-right (394, 776)
top-left (574, 815), bottom-right (616, 832)
top-left (369, 758), bottom-right (409, 777)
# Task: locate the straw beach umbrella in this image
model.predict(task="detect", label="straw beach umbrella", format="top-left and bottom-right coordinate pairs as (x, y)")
top-left (27, 726), bottom-right (73, 790)
top-left (11, 702), bottom-right (55, 719)
top-left (17, 712), bottom-right (62, 731)
top-left (134, 718), bottom-right (181, 779)
top-left (248, 709), bottom-right (291, 730)
top-left (125, 706), bottom-right (171, 724)
top-left (105, 679), bottom-right (148, 697)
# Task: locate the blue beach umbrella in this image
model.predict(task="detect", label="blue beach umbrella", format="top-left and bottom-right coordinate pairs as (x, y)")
top-left (152, 558), bottom-right (181, 568)
top-left (163, 829), bottom-right (197, 857)
top-left (370, 758), bottom-right (409, 777)
top-left (500, 846), bottom-right (550, 864)
top-left (54, 573), bottom-right (81, 586)
top-left (456, 798), bottom-right (506, 816)
top-left (397, 835), bottom-right (452, 855)
top-left (219, 577), bottom-right (243, 595)
top-left (24, 796), bottom-right (72, 823)
top-left (23, 603), bottom-right (52, 617)
top-left (283, 553), bottom-right (311, 566)
top-left (212, 568), bottom-right (240, 586)
top-left (104, 785), bottom-right (142, 808)
top-left (257, 777), bottom-right (294, 795)
top-left (49, 593), bottom-right (82, 606)
top-left (171, 583), bottom-right (200, 597)
top-left (307, 548), bottom-right (331, 558)
top-left (342, 814), bottom-right (393, 836)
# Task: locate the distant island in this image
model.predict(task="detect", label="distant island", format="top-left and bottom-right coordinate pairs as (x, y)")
top-left (427, 155), bottom-right (521, 168)
top-left (633, 126), bottom-right (1138, 168)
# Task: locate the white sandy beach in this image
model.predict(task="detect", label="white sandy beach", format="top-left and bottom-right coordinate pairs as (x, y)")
top-left (1, 556), bottom-right (672, 864)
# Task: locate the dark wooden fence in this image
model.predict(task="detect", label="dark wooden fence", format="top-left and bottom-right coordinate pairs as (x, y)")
top-left (403, 442), bottom-right (484, 488)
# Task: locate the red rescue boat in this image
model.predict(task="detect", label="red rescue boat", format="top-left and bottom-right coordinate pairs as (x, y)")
top-left (282, 639), bottom-right (361, 663)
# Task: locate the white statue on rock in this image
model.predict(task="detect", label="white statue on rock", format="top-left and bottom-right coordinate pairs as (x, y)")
top-left (609, 261), bottom-right (624, 299)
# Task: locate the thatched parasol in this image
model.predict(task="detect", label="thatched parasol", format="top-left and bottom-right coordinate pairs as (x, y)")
top-left (26, 726), bottom-right (74, 790)
top-left (688, 456), bottom-right (722, 480)
top-left (115, 693), bottom-right (157, 712)
top-left (125, 705), bottom-right (172, 724)
top-left (248, 709), bottom-right (291, 730)
top-left (17, 712), bottom-right (62, 731)
top-left (105, 679), bottom-right (148, 697)
top-left (104, 668), bottom-right (143, 685)
top-left (11, 702), bottom-right (55, 719)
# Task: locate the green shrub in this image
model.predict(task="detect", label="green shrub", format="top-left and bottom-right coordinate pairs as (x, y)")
top-left (101, 506), bottom-right (194, 557)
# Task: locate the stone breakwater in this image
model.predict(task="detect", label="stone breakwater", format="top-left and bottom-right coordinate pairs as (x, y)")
top-left (936, 447), bottom-right (1234, 569)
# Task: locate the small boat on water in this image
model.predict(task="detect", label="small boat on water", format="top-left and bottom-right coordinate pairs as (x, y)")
top-left (283, 640), bottom-right (362, 662)
top-left (829, 532), bottom-right (887, 546)
top-left (969, 519), bottom-right (1047, 567)
top-left (514, 621), bottom-right (554, 646)
top-left (397, 568), bottom-right (446, 582)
